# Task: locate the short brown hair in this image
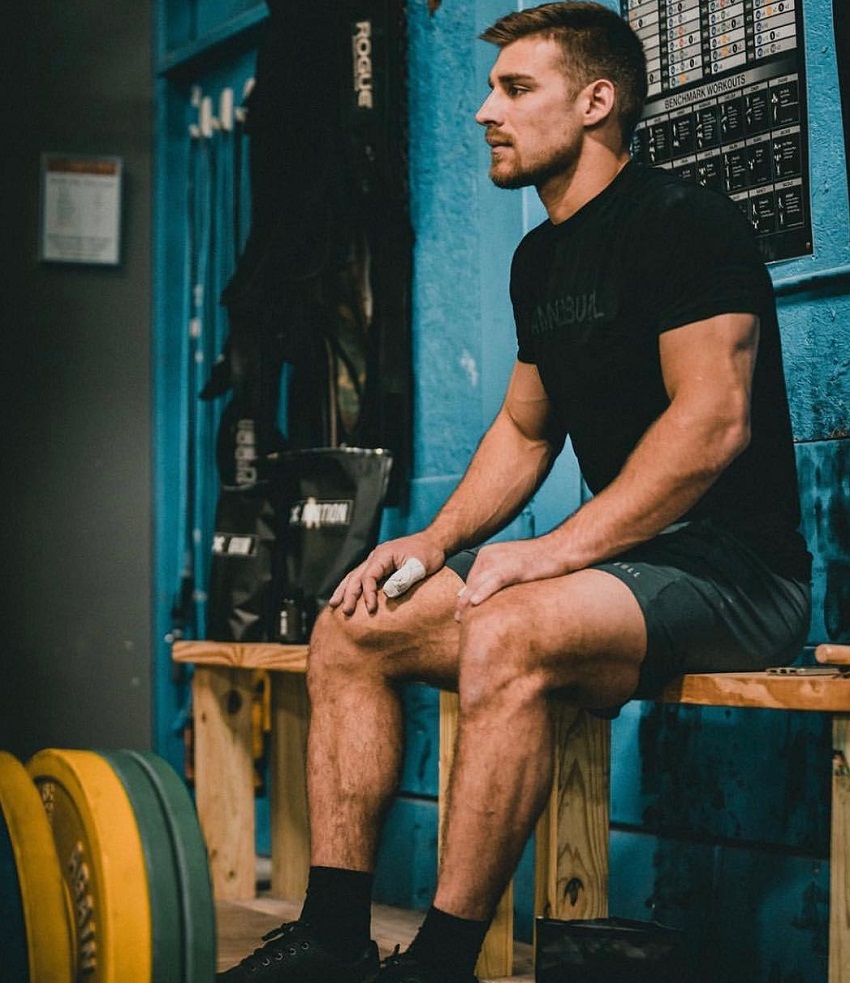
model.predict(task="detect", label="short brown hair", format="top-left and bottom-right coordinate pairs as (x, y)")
top-left (481, 2), bottom-right (647, 145)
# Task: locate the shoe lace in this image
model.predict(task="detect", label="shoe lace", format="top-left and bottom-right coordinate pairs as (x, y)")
top-left (238, 921), bottom-right (307, 972)
top-left (379, 947), bottom-right (477, 983)
top-left (378, 947), bottom-right (426, 983)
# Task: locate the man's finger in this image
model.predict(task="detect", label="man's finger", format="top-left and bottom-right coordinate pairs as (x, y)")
top-left (383, 558), bottom-right (427, 598)
top-left (340, 578), bottom-right (365, 615)
top-left (361, 572), bottom-right (381, 614)
top-left (329, 573), bottom-right (351, 608)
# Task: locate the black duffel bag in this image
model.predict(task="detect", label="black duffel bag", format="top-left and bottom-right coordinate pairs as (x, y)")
top-left (271, 447), bottom-right (393, 642)
top-left (206, 447), bottom-right (393, 643)
top-left (535, 916), bottom-right (694, 983)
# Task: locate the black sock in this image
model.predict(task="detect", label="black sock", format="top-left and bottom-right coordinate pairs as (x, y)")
top-left (407, 906), bottom-right (490, 978)
top-left (299, 866), bottom-right (373, 957)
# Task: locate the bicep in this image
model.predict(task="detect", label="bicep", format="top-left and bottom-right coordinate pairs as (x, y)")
top-left (501, 360), bottom-right (556, 442)
top-left (659, 313), bottom-right (759, 416)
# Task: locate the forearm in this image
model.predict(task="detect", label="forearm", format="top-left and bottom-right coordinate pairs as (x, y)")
top-left (542, 399), bottom-right (750, 571)
top-left (426, 409), bottom-right (556, 556)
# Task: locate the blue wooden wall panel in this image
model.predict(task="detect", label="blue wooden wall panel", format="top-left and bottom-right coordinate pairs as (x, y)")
top-left (196, 0), bottom-right (262, 39)
top-left (609, 830), bottom-right (830, 983)
top-left (399, 684), bottom-right (441, 798)
top-left (780, 292), bottom-right (850, 442)
top-left (772, 0), bottom-right (850, 441)
top-left (157, 0), bottom-right (195, 55)
top-left (406, 2), bottom-right (488, 480)
top-left (711, 846), bottom-right (828, 983)
top-left (797, 437), bottom-right (850, 644)
top-left (153, 76), bottom-right (197, 769)
top-left (157, 0), bottom-right (265, 63)
top-left (153, 50), bottom-right (257, 767)
top-left (610, 702), bottom-right (831, 854)
top-left (374, 796), bottom-right (439, 911)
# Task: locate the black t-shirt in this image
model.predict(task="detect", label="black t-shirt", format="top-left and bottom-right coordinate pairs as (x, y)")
top-left (511, 162), bottom-right (809, 578)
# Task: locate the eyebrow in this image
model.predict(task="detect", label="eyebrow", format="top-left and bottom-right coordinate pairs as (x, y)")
top-left (488, 72), bottom-right (538, 89)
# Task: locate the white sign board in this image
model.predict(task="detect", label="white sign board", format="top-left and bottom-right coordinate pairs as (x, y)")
top-left (40, 154), bottom-right (123, 265)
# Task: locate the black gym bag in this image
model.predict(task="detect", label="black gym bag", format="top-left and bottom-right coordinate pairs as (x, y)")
top-left (206, 447), bottom-right (393, 644)
top-left (272, 447), bottom-right (393, 641)
top-left (535, 916), bottom-right (694, 983)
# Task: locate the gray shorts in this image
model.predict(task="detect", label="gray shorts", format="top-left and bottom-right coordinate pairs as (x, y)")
top-left (445, 519), bottom-right (811, 702)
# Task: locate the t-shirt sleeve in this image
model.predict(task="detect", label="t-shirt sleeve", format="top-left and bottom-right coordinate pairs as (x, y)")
top-left (510, 234), bottom-right (538, 363)
top-left (639, 185), bottom-right (770, 335)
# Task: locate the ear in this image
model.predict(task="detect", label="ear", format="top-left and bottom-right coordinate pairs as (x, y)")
top-left (581, 79), bottom-right (616, 128)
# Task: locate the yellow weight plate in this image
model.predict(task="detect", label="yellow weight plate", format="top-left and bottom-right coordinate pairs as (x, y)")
top-left (27, 749), bottom-right (152, 983)
top-left (0, 751), bottom-right (74, 983)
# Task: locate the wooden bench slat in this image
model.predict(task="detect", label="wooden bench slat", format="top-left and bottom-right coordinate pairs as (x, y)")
top-left (174, 642), bottom-right (850, 712)
top-left (173, 640), bottom-right (309, 672)
top-left (660, 671), bottom-right (850, 712)
top-left (270, 674), bottom-right (311, 900)
top-left (830, 716), bottom-right (850, 983)
top-left (193, 666), bottom-right (256, 900)
top-left (534, 706), bottom-right (609, 923)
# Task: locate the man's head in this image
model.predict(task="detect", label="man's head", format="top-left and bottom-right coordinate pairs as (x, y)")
top-left (480, 2), bottom-right (647, 150)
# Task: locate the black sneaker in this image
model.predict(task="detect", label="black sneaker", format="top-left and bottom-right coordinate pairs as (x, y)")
top-left (373, 947), bottom-right (478, 983)
top-left (216, 920), bottom-right (380, 983)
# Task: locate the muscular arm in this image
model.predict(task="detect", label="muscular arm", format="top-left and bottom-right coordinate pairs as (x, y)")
top-left (427, 360), bottom-right (559, 553)
top-left (457, 312), bottom-right (759, 612)
top-left (330, 360), bottom-right (559, 613)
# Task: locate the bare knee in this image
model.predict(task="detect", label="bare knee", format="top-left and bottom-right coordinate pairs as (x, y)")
top-left (307, 605), bottom-right (387, 695)
top-left (307, 605), bottom-right (416, 696)
top-left (457, 604), bottom-right (548, 716)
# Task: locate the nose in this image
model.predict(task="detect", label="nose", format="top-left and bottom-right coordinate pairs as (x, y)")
top-left (475, 89), bottom-right (501, 126)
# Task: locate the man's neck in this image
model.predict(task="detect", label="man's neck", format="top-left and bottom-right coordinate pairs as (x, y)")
top-left (539, 147), bottom-right (631, 225)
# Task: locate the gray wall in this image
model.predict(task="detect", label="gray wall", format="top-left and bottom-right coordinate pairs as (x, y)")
top-left (0, 3), bottom-right (153, 757)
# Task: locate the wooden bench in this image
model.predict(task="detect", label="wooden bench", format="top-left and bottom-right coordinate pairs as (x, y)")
top-left (172, 640), bottom-right (850, 982)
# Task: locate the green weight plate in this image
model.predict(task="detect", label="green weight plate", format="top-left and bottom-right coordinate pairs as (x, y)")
top-left (128, 751), bottom-right (217, 983)
top-left (0, 780), bottom-right (29, 983)
top-left (98, 751), bottom-right (183, 983)
top-left (0, 751), bottom-right (74, 983)
top-left (27, 748), bottom-right (152, 983)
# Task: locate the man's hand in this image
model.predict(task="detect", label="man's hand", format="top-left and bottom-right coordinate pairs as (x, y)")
top-left (329, 534), bottom-right (448, 615)
top-left (454, 538), bottom-right (567, 620)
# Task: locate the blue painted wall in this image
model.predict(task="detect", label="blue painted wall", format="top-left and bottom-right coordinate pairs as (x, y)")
top-left (154, 1), bottom-right (850, 978)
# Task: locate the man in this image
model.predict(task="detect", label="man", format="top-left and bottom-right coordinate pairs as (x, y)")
top-left (219, 4), bottom-right (811, 982)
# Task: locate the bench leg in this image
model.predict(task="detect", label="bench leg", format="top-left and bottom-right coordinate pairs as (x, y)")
top-left (831, 714), bottom-right (850, 983)
top-left (270, 672), bottom-right (311, 901)
top-left (534, 705), bottom-right (610, 923)
top-left (192, 666), bottom-right (256, 900)
top-left (439, 692), bottom-right (514, 979)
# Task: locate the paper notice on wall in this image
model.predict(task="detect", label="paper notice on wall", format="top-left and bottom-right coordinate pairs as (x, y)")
top-left (622, 0), bottom-right (812, 263)
top-left (40, 154), bottom-right (123, 265)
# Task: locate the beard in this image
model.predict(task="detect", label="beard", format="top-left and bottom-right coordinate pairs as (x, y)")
top-left (488, 139), bottom-right (580, 190)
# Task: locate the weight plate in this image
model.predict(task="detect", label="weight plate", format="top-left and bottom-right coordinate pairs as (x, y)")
top-left (27, 748), bottom-right (152, 983)
top-left (128, 750), bottom-right (217, 983)
top-left (0, 751), bottom-right (74, 983)
top-left (98, 751), bottom-right (183, 983)
top-left (0, 768), bottom-right (32, 982)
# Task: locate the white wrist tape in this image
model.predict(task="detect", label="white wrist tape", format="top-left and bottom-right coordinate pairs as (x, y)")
top-left (382, 558), bottom-right (427, 598)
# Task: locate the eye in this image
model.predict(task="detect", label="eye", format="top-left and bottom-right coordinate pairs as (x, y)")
top-left (507, 85), bottom-right (528, 98)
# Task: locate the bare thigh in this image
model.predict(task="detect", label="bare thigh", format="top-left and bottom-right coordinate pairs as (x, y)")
top-left (456, 568), bottom-right (648, 710)
top-left (312, 563), bottom-right (647, 708)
